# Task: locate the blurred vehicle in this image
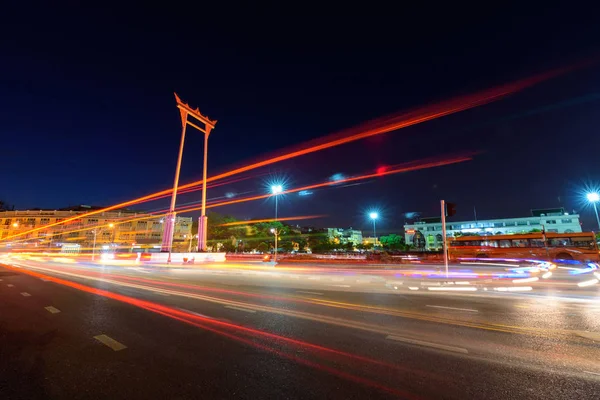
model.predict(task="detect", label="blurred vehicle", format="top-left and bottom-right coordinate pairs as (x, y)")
top-left (449, 232), bottom-right (599, 261)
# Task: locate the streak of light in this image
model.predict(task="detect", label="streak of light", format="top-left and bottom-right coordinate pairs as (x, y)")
top-left (3, 66), bottom-right (576, 242)
top-left (512, 277), bottom-right (539, 284)
top-left (3, 263), bottom-right (437, 395)
top-left (493, 286), bottom-right (533, 292)
top-left (204, 155), bottom-right (473, 210)
top-left (218, 215), bottom-right (325, 226)
top-left (427, 287), bottom-right (477, 292)
top-left (460, 262), bottom-right (520, 268)
top-left (4, 155), bottom-right (470, 247)
top-left (542, 272), bottom-right (553, 279)
top-left (577, 279), bottom-right (599, 287)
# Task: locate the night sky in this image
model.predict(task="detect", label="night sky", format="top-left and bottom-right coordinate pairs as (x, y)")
top-left (2, 4), bottom-right (600, 234)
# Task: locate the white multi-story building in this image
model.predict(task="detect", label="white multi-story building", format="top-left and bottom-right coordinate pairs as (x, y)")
top-left (327, 228), bottom-right (363, 246)
top-left (404, 208), bottom-right (582, 251)
top-left (0, 205), bottom-right (192, 250)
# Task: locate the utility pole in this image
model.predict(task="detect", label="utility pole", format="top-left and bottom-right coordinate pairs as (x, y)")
top-left (441, 200), bottom-right (449, 279)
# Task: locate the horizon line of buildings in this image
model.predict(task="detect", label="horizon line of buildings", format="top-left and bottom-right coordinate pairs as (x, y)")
top-left (0, 205), bottom-right (589, 252)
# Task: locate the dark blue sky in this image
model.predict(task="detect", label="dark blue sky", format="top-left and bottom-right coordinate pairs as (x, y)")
top-left (2, 4), bottom-right (600, 234)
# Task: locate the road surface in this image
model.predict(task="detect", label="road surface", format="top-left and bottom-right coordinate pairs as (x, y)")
top-left (1, 258), bottom-right (599, 399)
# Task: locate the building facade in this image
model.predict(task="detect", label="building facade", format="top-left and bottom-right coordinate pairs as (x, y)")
top-left (327, 228), bottom-right (363, 246)
top-left (404, 208), bottom-right (582, 251)
top-left (0, 205), bottom-right (192, 251)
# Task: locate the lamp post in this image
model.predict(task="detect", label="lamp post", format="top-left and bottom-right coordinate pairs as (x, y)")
top-left (270, 227), bottom-right (279, 264)
top-left (91, 223), bottom-right (114, 261)
top-left (587, 192), bottom-right (600, 231)
top-left (271, 184), bottom-right (283, 221)
top-left (369, 212), bottom-right (378, 244)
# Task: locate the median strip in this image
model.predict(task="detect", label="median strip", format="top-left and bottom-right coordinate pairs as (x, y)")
top-left (386, 335), bottom-right (469, 354)
top-left (93, 334), bottom-right (127, 351)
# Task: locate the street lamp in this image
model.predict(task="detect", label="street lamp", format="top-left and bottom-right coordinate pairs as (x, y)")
top-left (587, 192), bottom-right (600, 231)
top-left (271, 184), bottom-right (284, 221)
top-left (369, 212), bottom-right (378, 240)
top-left (270, 227), bottom-right (279, 264)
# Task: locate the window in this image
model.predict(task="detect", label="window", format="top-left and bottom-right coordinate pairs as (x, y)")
top-left (426, 226), bottom-right (435, 231)
top-left (546, 220), bottom-right (557, 224)
top-left (480, 240), bottom-right (498, 247)
top-left (4, 219), bottom-right (11, 226)
top-left (499, 240), bottom-right (511, 248)
top-left (516, 221), bottom-right (528, 226)
top-left (40, 218), bottom-right (50, 224)
top-left (561, 219), bottom-right (572, 224)
top-left (529, 239), bottom-right (545, 247)
top-left (511, 239), bottom-right (529, 248)
top-left (569, 237), bottom-right (595, 250)
top-left (549, 238), bottom-right (570, 247)
top-left (87, 219), bottom-right (98, 224)
top-left (493, 222), bottom-right (505, 228)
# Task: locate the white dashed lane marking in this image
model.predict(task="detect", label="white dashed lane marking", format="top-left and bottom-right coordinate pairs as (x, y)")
top-left (94, 334), bottom-right (127, 351)
top-left (296, 291), bottom-right (323, 296)
top-left (45, 306), bottom-right (61, 314)
top-left (20, 292), bottom-right (31, 297)
top-left (7, 284), bottom-right (14, 287)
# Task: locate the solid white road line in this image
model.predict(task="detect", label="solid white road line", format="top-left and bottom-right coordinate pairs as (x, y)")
top-left (329, 284), bottom-right (351, 288)
top-left (93, 334), bottom-right (127, 351)
top-left (45, 306), bottom-right (61, 314)
top-left (426, 305), bottom-right (478, 313)
top-left (225, 305), bottom-right (256, 313)
top-left (20, 292), bottom-right (31, 297)
top-left (584, 370), bottom-right (600, 376)
top-left (386, 335), bottom-right (469, 354)
top-left (296, 291), bottom-right (323, 296)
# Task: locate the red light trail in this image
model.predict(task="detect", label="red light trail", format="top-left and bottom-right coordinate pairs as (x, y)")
top-left (3, 262), bottom-right (438, 398)
top-left (2, 155), bottom-right (471, 246)
top-left (2, 66), bottom-right (573, 242)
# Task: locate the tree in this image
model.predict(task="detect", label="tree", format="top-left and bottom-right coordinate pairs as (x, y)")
top-left (343, 241), bottom-right (355, 252)
top-left (379, 234), bottom-right (405, 250)
top-left (257, 242), bottom-right (269, 253)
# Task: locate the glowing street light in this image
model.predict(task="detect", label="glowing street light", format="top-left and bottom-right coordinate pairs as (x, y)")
top-left (271, 184), bottom-right (284, 221)
top-left (587, 192), bottom-right (600, 231)
top-left (12, 222), bottom-right (19, 228)
top-left (369, 211), bottom-right (379, 240)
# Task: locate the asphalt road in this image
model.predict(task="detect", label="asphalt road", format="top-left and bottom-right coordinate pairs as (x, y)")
top-left (1, 259), bottom-right (599, 399)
